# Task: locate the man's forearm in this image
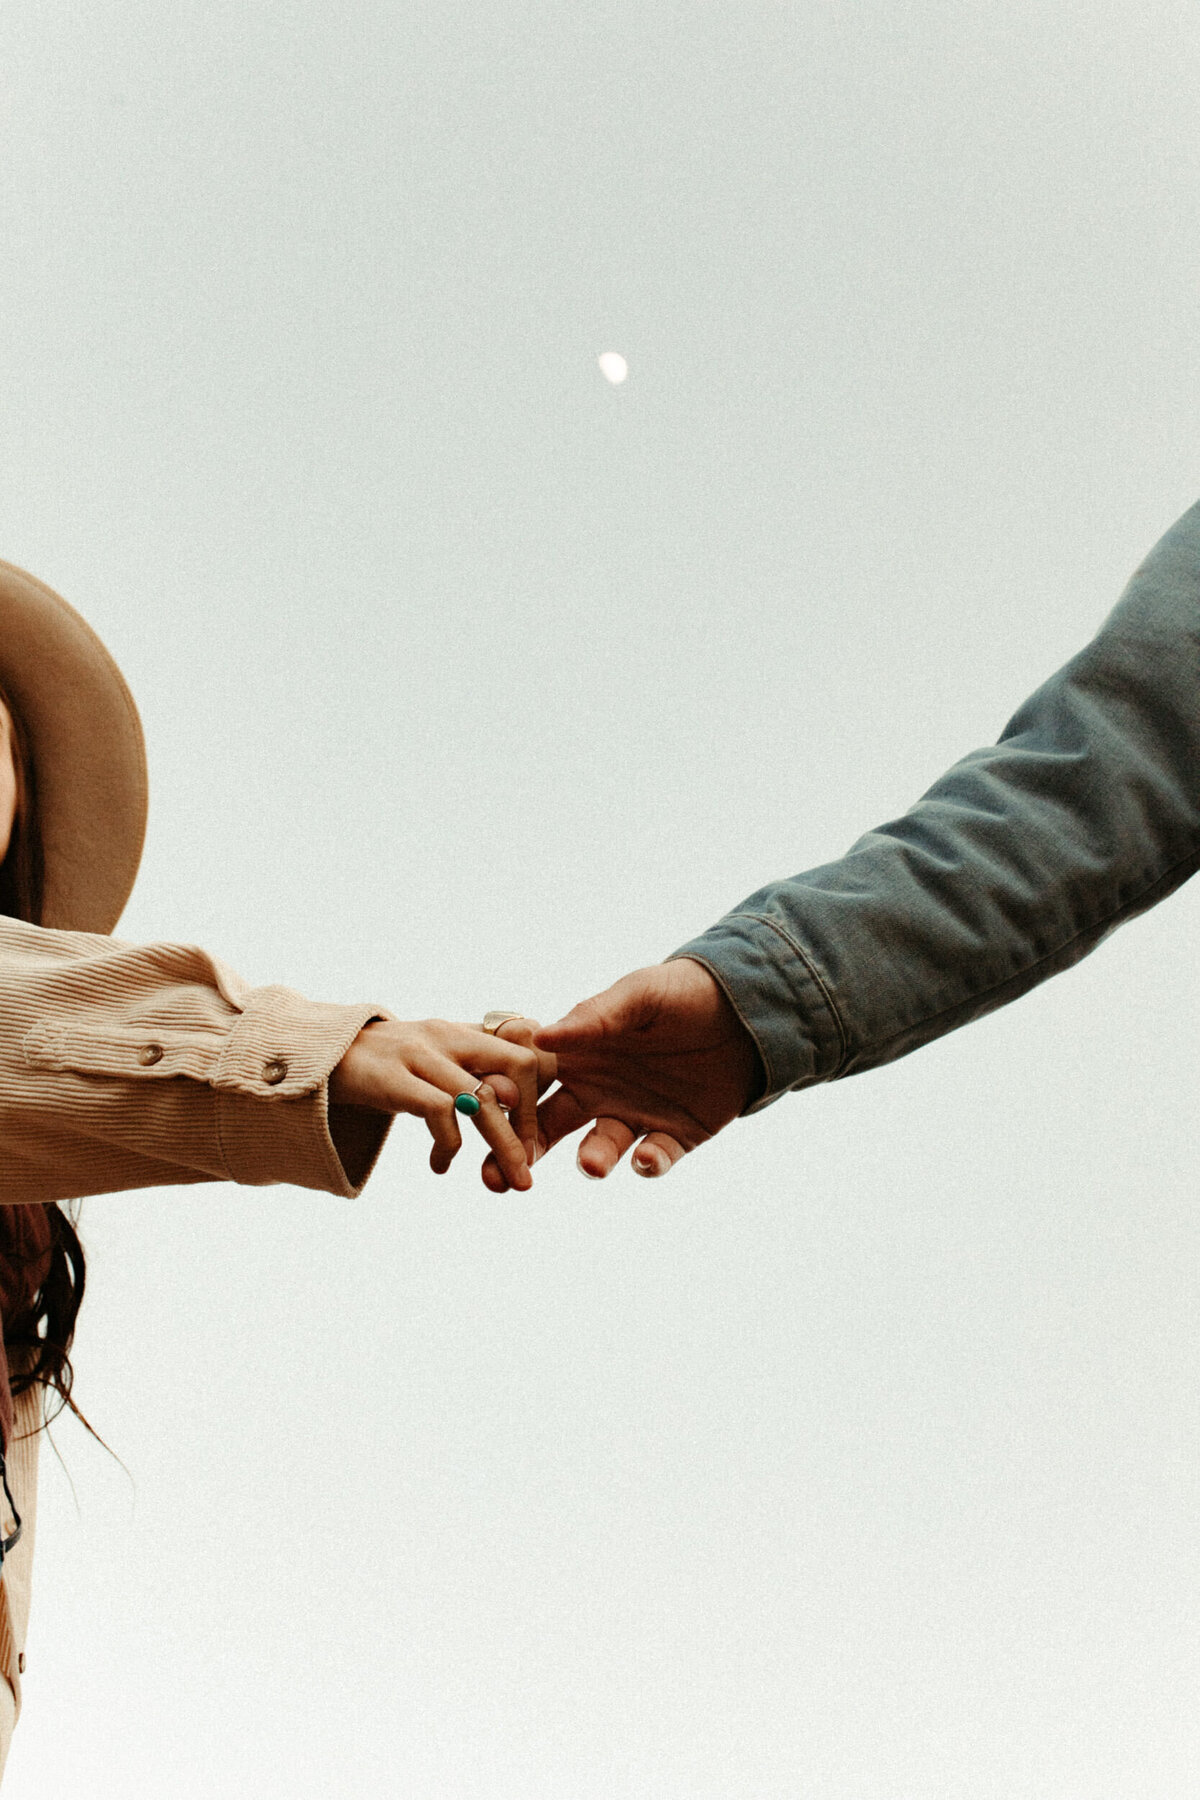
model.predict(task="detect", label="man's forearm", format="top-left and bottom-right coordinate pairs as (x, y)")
top-left (674, 500), bottom-right (1200, 1108)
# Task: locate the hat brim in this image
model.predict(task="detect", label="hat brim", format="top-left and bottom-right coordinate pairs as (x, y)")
top-left (0, 561), bottom-right (147, 934)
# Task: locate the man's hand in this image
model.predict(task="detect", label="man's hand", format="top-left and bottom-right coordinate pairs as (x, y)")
top-left (481, 959), bottom-right (764, 1189)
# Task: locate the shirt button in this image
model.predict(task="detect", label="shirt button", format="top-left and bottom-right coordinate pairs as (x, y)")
top-left (262, 1058), bottom-right (288, 1086)
top-left (138, 1044), bottom-right (164, 1067)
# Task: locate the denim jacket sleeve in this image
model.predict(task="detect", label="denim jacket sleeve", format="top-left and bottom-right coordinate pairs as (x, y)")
top-left (671, 499), bottom-right (1200, 1111)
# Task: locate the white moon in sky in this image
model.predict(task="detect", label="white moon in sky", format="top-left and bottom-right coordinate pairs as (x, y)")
top-left (597, 351), bottom-right (628, 385)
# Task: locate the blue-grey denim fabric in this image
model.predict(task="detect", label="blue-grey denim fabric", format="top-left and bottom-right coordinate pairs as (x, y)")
top-left (672, 499), bottom-right (1200, 1113)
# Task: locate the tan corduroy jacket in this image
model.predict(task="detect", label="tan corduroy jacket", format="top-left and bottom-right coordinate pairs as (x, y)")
top-left (0, 915), bottom-right (393, 1205)
top-left (0, 913), bottom-right (395, 1739)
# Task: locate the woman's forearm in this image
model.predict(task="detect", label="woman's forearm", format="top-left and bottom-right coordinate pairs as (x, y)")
top-left (0, 917), bottom-right (387, 1202)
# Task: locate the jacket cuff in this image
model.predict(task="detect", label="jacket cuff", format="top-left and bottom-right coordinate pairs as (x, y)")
top-left (215, 994), bottom-right (392, 1193)
top-left (213, 988), bottom-right (382, 1098)
top-left (670, 912), bottom-right (845, 1110)
top-left (216, 1085), bottom-right (393, 1195)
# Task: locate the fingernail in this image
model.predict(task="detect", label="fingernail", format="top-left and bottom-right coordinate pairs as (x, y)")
top-left (525, 1140), bottom-right (539, 1167)
top-left (576, 1149), bottom-right (602, 1180)
top-left (634, 1151), bottom-right (667, 1178)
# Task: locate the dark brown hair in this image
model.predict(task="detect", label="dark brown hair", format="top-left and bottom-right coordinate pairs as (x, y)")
top-left (0, 683), bottom-right (87, 1426)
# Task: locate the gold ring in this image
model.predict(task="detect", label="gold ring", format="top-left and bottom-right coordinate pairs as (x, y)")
top-left (482, 1011), bottom-right (525, 1035)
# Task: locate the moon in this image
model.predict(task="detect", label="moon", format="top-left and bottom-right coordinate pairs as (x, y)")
top-left (597, 351), bottom-right (629, 385)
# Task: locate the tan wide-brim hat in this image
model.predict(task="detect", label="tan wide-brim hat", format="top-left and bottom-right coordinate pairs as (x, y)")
top-left (0, 560), bottom-right (147, 933)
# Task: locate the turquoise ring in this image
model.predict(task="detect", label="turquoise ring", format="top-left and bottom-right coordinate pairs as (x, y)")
top-left (454, 1086), bottom-right (483, 1117)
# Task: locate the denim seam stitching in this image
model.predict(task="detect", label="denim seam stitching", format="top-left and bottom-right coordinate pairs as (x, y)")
top-left (728, 911), bottom-right (850, 1078)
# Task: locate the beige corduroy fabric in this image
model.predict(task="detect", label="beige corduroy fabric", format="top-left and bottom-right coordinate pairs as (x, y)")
top-left (0, 915), bottom-right (392, 1204)
top-left (0, 912), bottom-right (395, 1779)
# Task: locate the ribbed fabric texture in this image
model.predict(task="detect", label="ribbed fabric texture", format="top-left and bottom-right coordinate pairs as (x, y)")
top-left (0, 918), bottom-right (402, 1782)
top-left (0, 916), bottom-right (393, 1203)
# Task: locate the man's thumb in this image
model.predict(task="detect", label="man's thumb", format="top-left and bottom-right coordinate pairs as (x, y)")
top-left (533, 971), bottom-right (654, 1050)
top-left (532, 995), bottom-right (608, 1050)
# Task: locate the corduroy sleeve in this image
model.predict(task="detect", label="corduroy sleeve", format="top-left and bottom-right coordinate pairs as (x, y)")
top-left (0, 917), bottom-right (393, 1203)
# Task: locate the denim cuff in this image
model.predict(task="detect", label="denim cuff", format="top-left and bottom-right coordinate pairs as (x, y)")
top-left (669, 912), bottom-right (845, 1112)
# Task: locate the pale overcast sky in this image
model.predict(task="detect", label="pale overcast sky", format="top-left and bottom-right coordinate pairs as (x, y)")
top-left (3, 3), bottom-right (1200, 1795)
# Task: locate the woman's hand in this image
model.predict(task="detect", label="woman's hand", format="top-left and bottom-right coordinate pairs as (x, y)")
top-left (329, 1018), bottom-right (556, 1191)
